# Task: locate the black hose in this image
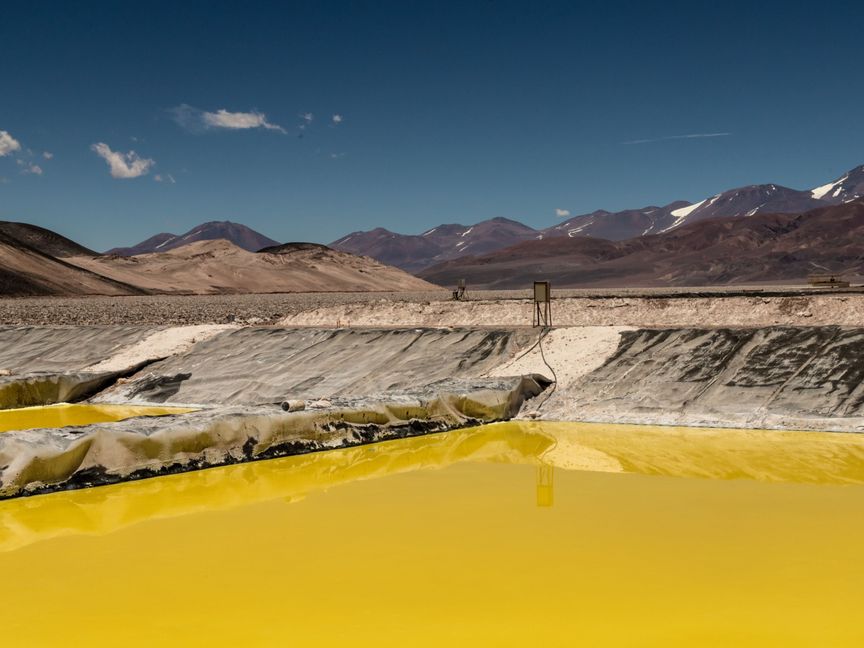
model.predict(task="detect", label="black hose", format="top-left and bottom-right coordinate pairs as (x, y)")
top-left (534, 326), bottom-right (558, 410)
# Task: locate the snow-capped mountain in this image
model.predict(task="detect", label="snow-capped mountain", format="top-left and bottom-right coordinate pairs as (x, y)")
top-left (331, 164), bottom-right (864, 271)
top-left (542, 185), bottom-right (824, 241)
top-left (419, 199), bottom-right (864, 289)
top-left (541, 202), bottom-right (691, 241)
top-left (810, 164), bottom-right (864, 204)
top-left (657, 184), bottom-right (823, 229)
top-left (107, 221), bottom-right (279, 255)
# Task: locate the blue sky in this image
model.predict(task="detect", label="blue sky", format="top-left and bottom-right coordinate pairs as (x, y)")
top-left (1, 0), bottom-right (862, 250)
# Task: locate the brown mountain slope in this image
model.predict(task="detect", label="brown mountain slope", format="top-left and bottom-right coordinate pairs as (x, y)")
top-left (69, 239), bottom-right (439, 294)
top-left (0, 221), bottom-right (99, 257)
top-left (419, 200), bottom-right (864, 289)
top-left (0, 231), bottom-right (143, 297)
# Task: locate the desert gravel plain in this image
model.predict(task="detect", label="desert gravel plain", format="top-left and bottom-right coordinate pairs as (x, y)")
top-left (2, 285), bottom-right (862, 326)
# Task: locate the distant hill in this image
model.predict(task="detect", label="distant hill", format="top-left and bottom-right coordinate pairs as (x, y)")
top-left (107, 221), bottom-right (279, 255)
top-left (418, 200), bottom-right (864, 289)
top-left (72, 239), bottom-right (438, 294)
top-left (108, 232), bottom-right (176, 256)
top-left (257, 242), bottom-right (332, 254)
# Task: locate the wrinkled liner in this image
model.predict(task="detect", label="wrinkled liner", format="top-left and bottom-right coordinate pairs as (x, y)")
top-left (0, 375), bottom-right (549, 498)
top-left (0, 372), bottom-right (127, 411)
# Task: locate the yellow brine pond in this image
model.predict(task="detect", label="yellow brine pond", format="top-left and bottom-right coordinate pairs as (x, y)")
top-left (2, 420), bottom-right (864, 646)
top-left (0, 402), bottom-right (196, 433)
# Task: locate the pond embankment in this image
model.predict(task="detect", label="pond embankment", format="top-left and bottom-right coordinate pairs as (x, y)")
top-left (2, 291), bottom-right (864, 497)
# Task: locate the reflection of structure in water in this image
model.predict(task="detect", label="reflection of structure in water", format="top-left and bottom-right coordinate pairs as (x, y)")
top-left (536, 464), bottom-right (554, 507)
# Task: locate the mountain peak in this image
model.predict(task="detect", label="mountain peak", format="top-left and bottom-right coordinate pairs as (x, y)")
top-left (106, 221), bottom-right (279, 256)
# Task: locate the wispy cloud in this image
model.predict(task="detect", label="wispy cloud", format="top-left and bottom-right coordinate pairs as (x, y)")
top-left (154, 173), bottom-right (176, 184)
top-left (329, 152), bottom-right (347, 159)
top-left (331, 114), bottom-right (343, 125)
top-left (42, 151), bottom-right (53, 160)
top-left (298, 112), bottom-right (314, 132)
top-left (90, 142), bottom-right (155, 179)
top-left (622, 132), bottom-right (731, 145)
top-left (555, 208), bottom-right (570, 218)
top-left (170, 104), bottom-right (286, 134)
top-left (16, 159), bottom-right (43, 175)
top-left (0, 130), bottom-right (21, 157)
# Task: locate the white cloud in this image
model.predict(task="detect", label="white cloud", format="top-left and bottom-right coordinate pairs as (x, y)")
top-left (622, 132), bottom-right (731, 145)
top-left (42, 151), bottom-right (53, 160)
top-left (329, 152), bottom-right (347, 159)
top-left (154, 173), bottom-right (176, 184)
top-left (90, 142), bottom-right (155, 179)
top-left (555, 208), bottom-right (570, 218)
top-left (170, 104), bottom-right (286, 134)
top-left (0, 130), bottom-right (21, 157)
top-left (202, 108), bottom-right (286, 133)
top-left (331, 114), bottom-right (343, 125)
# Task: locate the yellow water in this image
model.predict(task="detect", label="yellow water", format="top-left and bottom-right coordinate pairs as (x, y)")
top-left (0, 403), bottom-right (196, 433)
top-left (2, 420), bottom-right (864, 646)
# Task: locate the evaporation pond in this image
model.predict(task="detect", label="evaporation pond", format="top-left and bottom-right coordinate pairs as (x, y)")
top-left (2, 420), bottom-right (864, 646)
top-left (0, 403), bottom-right (196, 433)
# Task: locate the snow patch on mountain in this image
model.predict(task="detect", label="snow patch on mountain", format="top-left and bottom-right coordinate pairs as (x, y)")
top-left (670, 200), bottom-right (706, 219)
top-left (812, 176), bottom-right (848, 200)
top-left (657, 199), bottom-right (705, 233)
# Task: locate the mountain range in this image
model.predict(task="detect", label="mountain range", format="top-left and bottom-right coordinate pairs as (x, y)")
top-left (0, 222), bottom-right (433, 297)
top-left (419, 199), bottom-right (864, 289)
top-left (331, 164), bottom-right (864, 271)
top-left (3, 162), bottom-right (864, 296)
top-left (330, 217), bottom-right (537, 273)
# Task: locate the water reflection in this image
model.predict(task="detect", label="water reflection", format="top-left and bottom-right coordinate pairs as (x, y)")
top-left (2, 419), bottom-right (864, 552)
top-left (536, 465), bottom-right (554, 508)
top-left (0, 403), bottom-right (195, 433)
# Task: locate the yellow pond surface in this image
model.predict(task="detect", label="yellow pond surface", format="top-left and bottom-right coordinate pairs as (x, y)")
top-left (1, 420), bottom-right (864, 647)
top-left (0, 403), bottom-right (196, 433)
